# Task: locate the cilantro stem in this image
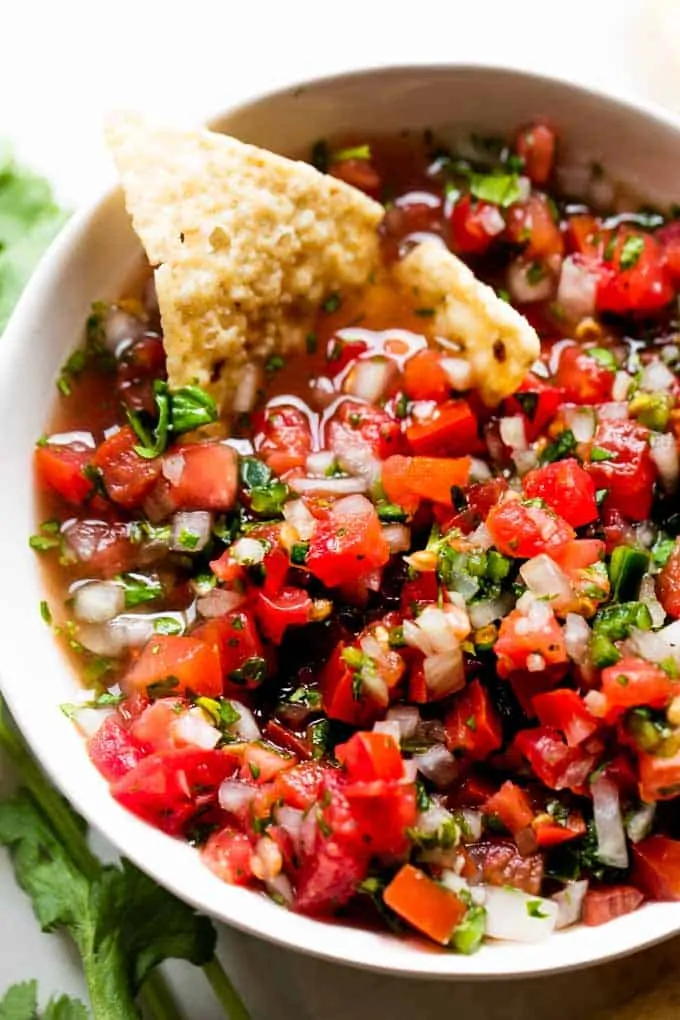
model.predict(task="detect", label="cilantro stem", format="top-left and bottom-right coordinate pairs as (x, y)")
top-left (203, 956), bottom-right (251, 1020)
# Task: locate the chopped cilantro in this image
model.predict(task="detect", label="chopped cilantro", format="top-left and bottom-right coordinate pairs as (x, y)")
top-left (285, 686), bottom-right (322, 709)
top-left (60, 691), bottom-right (126, 719)
top-left (117, 572), bottom-right (163, 609)
top-left (540, 429), bottom-right (577, 464)
top-left (588, 347), bottom-right (617, 371)
top-left (306, 332), bottom-right (318, 354)
top-left (619, 234), bottom-right (645, 271)
top-left (127, 382), bottom-right (218, 459)
top-left (331, 144), bottom-right (371, 162)
top-left (468, 171), bottom-right (522, 208)
top-left (229, 656), bottom-right (267, 687)
top-left (526, 899), bottom-right (549, 919)
top-left (322, 293), bottom-right (341, 314)
top-left (590, 446), bottom-right (616, 462)
top-left (195, 696), bottom-right (240, 732)
top-left (39, 600), bottom-right (52, 625)
top-left (239, 456), bottom-right (271, 489)
top-left (265, 354), bottom-right (285, 375)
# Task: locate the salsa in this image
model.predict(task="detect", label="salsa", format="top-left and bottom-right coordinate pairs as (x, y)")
top-left (33, 122), bottom-right (680, 950)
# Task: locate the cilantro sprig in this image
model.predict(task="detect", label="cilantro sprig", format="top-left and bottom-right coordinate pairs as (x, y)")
top-left (127, 382), bottom-right (218, 460)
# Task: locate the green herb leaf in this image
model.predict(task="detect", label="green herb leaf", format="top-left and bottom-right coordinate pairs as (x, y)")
top-left (451, 905), bottom-right (486, 955)
top-left (588, 347), bottom-right (617, 371)
top-left (619, 234), bottom-right (645, 271)
top-left (468, 172), bottom-right (521, 208)
top-left (239, 456), bottom-right (272, 490)
top-left (128, 381), bottom-right (218, 459)
top-left (249, 481), bottom-right (289, 517)
top-left (540, 429), bottom-right (577, 464)
top-left (331, 144), bottom-right (371, 163)
top-left (526, 899), bottom-right (549, 919)
top-left (117, 572), bottom-right (163, 609)
top-left (228, 656), bottom-right (267, 687)
top-left (169, 385), bottom-right (218, 434)
top-left (322, 293), bottom-right (341, 314)
top-left (377, 502), bottom-right (408, 523)
top-left (0, 981), bottom-right (39, 1020)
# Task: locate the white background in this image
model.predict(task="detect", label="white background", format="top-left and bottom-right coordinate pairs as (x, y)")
top-left (3, 1), bottom-right (680, 1017)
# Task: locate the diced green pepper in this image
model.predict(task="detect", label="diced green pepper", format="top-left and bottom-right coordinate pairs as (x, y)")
top-left (609, 545), bottom-right (650, 602)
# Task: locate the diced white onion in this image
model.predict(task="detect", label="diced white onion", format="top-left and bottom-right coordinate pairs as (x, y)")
top-left (219, 779), bottom-right (258, 816)
top-left (103, 307), bottom-right (147, 353)
top-left (230, 537), bottom-right (267, 565)
top-left (410, 399), bottom-right (438, 422)
top-left (469, 458), bottom-right (492, 483)
top-left (424, 648), bottom-right (465, 697)
top-left (344, 358), bottom-right (397, 404)
top-left (228, 702), bottom-right (261, 742)
top-left (386, 705), bottom-right (420, 740)
top-left (417, 606), bottom-right (460, 655)
top-left (499, 415), bottom-right (527, 451)
top-left (275, 805), bottom-right (304, 843)
top-left (468, 594), bottom-right (514, 629)
top-left (556, 256), bottom-right (597, 322)
top-left (266, 873), bottom-right (293, 905)
top-left (305, 450), bottom-right (337, 477)
top-left (469, 523), bottom-right (494, 551)
top-left (612, 371), bottom-right (634, 402)
top-left (403, 618), bottom-right (432, 655)
top-left (478, 203), bottom-right (506, 236)
top-left (628, 626), bottom-right (674, 664)
top-left (484, 886), bottom-right (558, 942)
top-left (416, 804), bottom-right (458, 836)
top-left (564, 613), bottom-right (592, 665)
top-left (520, 554), bottom-right (572, 601)
top-left (592, 775), bottom-right (629, 869)
top-left (460, 809), bottom-right (484, 842)
top-left (441, 357), bottom-right (473, 391)
top-left (73, 581), bottom-right (125, 623)
top-left (197, 587), bottom-right (245, 618)
top-left (283, 498), bottom-right (317, 541)
top-left (440, 870), bottom-right (473, 897)
top-left (512, 449), bottom-right (539, 476)
top-left (598, 401), bottom-right (629, 421)
top-left (508, 258), bottom-right (555, 304)
top-left (553, 880), bottom-right (588, 930)
top-left (626, 802), bottom-right (656, 844)
top-left (173, 708), bottom-right (221, 749)
top-left (402, 759), bottom-right (418, 782)
top-left (651, 433), bottom-right (679, 493)
top-left (562, 405), bottom-right (596, 443)
top-left (641, 359), bottom-right (675, 393)
top-left (413, 744), bottom-right (459, 788)
top-left (383, 524), bottom-right (411, 554)
top-left (162, 452), bottom-right (185, 486)
top-left (639, 573), bottom-right (667, 628)
top-left (373, 719), bottom-right (402, 743)
top-left (47, 430), bottom-right (96, 449)
top-left (289, 475), bottom-right (368, 496)
top-left (71, 705), bottom-right (118, 738)
top-left (170, 511), bottom-right (213, 553)
top-left (233, 363), bottom-right (261, 414)
top-left (516, 176), bottom-right (532, 203)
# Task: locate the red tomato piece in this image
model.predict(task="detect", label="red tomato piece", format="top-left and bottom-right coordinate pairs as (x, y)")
top-left (503, 374), bottom-right (564, 442)
top-left (130, 698), bottom-right (191, 752)
top-left (345, 778), bottom-right (417, 856)
top-left (255, 587), bottom-right (312, 645)
top-left (406, 399), bottom-right (482, 457)
top-left (550, 539), bottom-right (606, 573)
top-left (657, 540), bottom-right (680, 619)
top-left (523, 459), bottom-right (598, 528)
top-left (506, 194), bottom-right (564, 260)
top-left (61, 520), bottom-right (140, 577)
top-left (320, 642), bottom-right (384, 727)
top-left (254, 404), bottom-right (313, 475)
top-left (163, 442), bottom-right (238, 511)
top-left (486, 497), bottom-right (575, 559)
top-left (484, 781), bottom-right (534, 837)
top-left (638, 746), bottom-right (680, 802)
top-left (532, 689), bottom-right (599, 747)
top-left (601, 656), bottom-right (676, 722)
top-left (201, 827), bottom-right (254, 885)
top-left (401, 571), bottom-right (439, 616)
top-left (554, 345), bottom-right (614, 404)
top-left (596, 231), bottom-right (673, 316)
top-left (88, 715), bottom-right (148, 782)
top-left (325, 339), bottom-right (369, 377)
top-left (533, 811), bottom-right (586, 848)
top-left (116, 335), bottom-right (166, 414)
top-left (587, 419), bottom-right (656, 523)
top-left (91, 426), bottom-right (161, 508)
top-left (329, 158), bottom-right (382, 197)
top-left (515, 123), bottom-right (556, 185)
top-left (443, 679), bottom-right (503, 760)
top-left (111, 747), bottom-right (237, 835)
top-left (382, 454), bottom-right (471, 514)
top-left (336, 731), bottom-right (405, 782)
top-left (495, 608), bottom-right (568, 680)
top-left (403, 349), bottom-right (450, 402)
top-left (192, 610), bottom-right (266, 690)
top-left (35, 443), bottom-right (93, 505)
top-left (632, 835), bottom-right (680, 900)
top-left (239, 743), bottom-right (296, 784)
top-left (326, 399), bottom-right (403, 462)
top-left (565, 214), bottom-right (604, 258)
top-left (463, 839), bottom-right (544, 895)
top-left (582, 886), bottom-right (644, 926)
top-left (272, 761), bottom-right (329, 810)
top-left (450, 194), bottom-right (504, 256)
top-left (306, 495), bottom-right (389, 588)
top-left (123, 635), bottom-right (223, 699)
top-left (514, 726), bottom-right (595, 791)
top-left (383, 864), bottom-right (467, 945)
top-left (658, 220), bottom-right (680, 285)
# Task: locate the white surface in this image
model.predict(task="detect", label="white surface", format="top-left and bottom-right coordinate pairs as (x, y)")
top-left (2, 2), bottom-right (680, 1017)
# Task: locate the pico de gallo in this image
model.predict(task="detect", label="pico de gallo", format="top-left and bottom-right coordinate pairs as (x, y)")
top-left (33, 123), bottom-right (680, 951)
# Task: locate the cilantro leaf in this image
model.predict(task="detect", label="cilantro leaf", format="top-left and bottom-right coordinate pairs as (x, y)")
top-left (0, 981), bottom-right (38, 1020)
top-left (619, 235), bottom-right (645, 271)
top-left (43, 996), bottom-right (88, 1020)
top-left (468, 172), bottom-right (521, 208)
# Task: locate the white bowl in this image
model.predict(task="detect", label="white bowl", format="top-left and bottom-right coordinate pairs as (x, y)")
top-left (2, 64), bottom-right (680, 979)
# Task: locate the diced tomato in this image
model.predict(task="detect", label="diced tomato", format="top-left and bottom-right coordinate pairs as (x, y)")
top-left (35, 443), bottom-right (93, 505)
top-left (657, 540), bottom-right (680, 619)
top-left (406, 399), bottom-right (482, 458)
top-left (443, 679), bottom-right (503, 760)
top-left (273, 761), bottom-right (329, 810)
top-left (91, 426), bottom-right (161, 508)
top-left (162, 442), bottom-right (238, 511)
top-left (306, 494), bottom-right (389, 588)
top-left (550, 539), bottom-right (605, 573)
top-left (450, 194), bottom-right (503, 256)
top-left (586, 419), bottom-right (656, 522)
top-left (384, 864), bottom-right (467, 944)
top-left (658, 220), bottom-right (680, 285)
top-left (329, 158), bottom-right (382, 197)
top-left (61, 520), bottom-right (140, 577)
top-left (192, 609), bottom-right (265, 690)
top-left (515, 123), bottom-right (556, 186)
top-left (514, 726), bottom-right (595, 791)
top-left (486, 497), bottom-right (575, 559)
top-left (632, 835), bottom-right (680, 900)
top-left (239, 742), bottom-right (296, 784)
top-left (596, 231), bottom-right (673, 316)
top-left (401, 571), bottom-right (439, 616)
top-left (532, 689), bottom-right (599, 746)
top-left (130, 698), bottom-right (190, 752)
top-left (255, 587), bottom-right (313, 645)
top-left (320, 642), bottom-right (385, 727)
top-left (263, 718), bottom-right (312, 759)
top-left (448, 772), bottom-right (498, 808)
top-left (336, 731), bottom-right (405, 782)
top-left (326, 399), bottom-right (403, 462)
top-left (523, 459), bottom-right (598, 528)
top-left (600, 656), bottom-right (676, 723)
top-left (88, 715), bottom-right (148, 782)
top-left (382, 454), bottom-right (471, 514)
top-left (582, 885), bottom-right (644, 926)
top-left (463, 839), bottom-right (544, 895)
top-left (116, 335), bottom-right (166, 414)
top-left (201, 827), bottom-right (254, 885)
top-left (111, 747), bottom-right (237, 834)
top-left (638, 746), bottom-right (680, 802)
top-left (325, 339), bottom-right (369, 377)
top-left (123, 635), bottom-right (223, 699)
top-left (254, 403), bottom-right (313, 476)
top-left (503, 374), bottom-right (564, 442)
top-left (495, 607), bottom-right (567, 680)
top-left (345, 778), bottom-right (417, 855)
top-left (533, 811), bottom-right (586, 848)
top-left (565, 214), bottom-right (603, 257)
top-left (554, 344), bottom-right (614, 405)
top-left (506, 194), bottom-right (564, 260)
top-left (403, 349), bottom-right (450, 402)
top-left (484, 781), bottom-right (534, 837)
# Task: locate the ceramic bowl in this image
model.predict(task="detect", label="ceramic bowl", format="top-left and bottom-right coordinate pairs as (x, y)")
top-left (2, 64), bottom-right (680, 978)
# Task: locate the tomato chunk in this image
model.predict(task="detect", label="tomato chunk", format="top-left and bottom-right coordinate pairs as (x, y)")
top-left (382, 455), bottom-right (471, 514)
top-left (638, 746), bottom-right (680, 802)
top-left (201, 827), bottom-right (254, 885)
top-left (582, 885), bottom-right (644, 926)
top-left (163, 442), bottom-right (238, 511)
top-left (306, 495), bottom-right (389, 588)
top-left (336, 731), bottom-right (405, 782)
top-left (484, 781), bottom-right (534, 837)
top-left (255, 587), bottom-right (312, 645)
top-left (600, 656), bottom-right (676, 722)
top-left (523, 459), bottom-right (598, 528)
top-left (240, 743), bottom-right (296, 784)
top-left (486, 497), bottom-right (574, 559)
top-left (255, 403), bottom-right (313, 475)
top-left (586, 419), bottom-right (656, 522)
top-left (450, 194), bottom-right (503, 256)
top-left (514, 727), bottom-right (595, 791)
top-left (494, 606), bottom-right (567, 679)
top-left (403, 349), bottom-right (450, 402)
top-left (35, 443), bottom-right (93, 505)
top-left (506, 194), bottom-right (564, 260)
top-left (532, 689), bottom-right (599, 747)
top-left (554, 345), bottom-right (614, 405)
top-left (192, 609), bottom-right (266, 690)
top-left (88, 715), bottom-right (148, 781)
top-left (443, 679), bottom-right (503, 760)
top-left (657, 540), bottom-right (680, 619)
top-left (515, 123), bottom-right (556, 185)
top-left (406, 399), bottom-right (481, 457)
top-left (345, 778), bottom-right (417, 855)
top-left (632, 835), bottom-right (680, 900)
top-left (326, 399), bottom-right (403, 462)
top-left (91, 426), bottom-right (161, 508)
top-left (384, 864), bottom-right (467, 945)
top-left (123, 635), bottom-right (223, 699)
top-left (596, 231), bottom-right (673, 316)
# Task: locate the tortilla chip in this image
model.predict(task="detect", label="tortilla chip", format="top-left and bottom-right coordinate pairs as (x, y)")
top-left (395, 239), bottom-right (540, 405)
top-left (105, 111), bottom-right (383, 411)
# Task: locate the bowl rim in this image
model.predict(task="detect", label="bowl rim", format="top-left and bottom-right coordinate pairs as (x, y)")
top-left (3, 61), bottom-right (680, 980)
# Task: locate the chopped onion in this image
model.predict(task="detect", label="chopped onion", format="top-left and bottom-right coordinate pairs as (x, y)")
top-left (553, 880), bottom-right (588, 930)
top-left (460, 809), bottom-right (484, 842)
top-left (628, 626), bottom-right (673, 664)
top-left (228, 702), bottom-right (261, 742)
top-left (469, 523), bottom-right (494, 551)
top-left (417, 606), bottom-right (459, 655)
top-left (266, 873), bottom-right (293, 905)
top-left (402, 759), bottom-right (418, 783)
top-left (383, 523), bottom-right (411, 554)
top-left (230, 537), bottom-right (267, 565)
top-left (424, 648), bottom-right (465, 697)
top-left (233, 363), bottom-right (261, 413)
top-left (197, 587), bottom-right (244, 618)
top-left (469, 458), bottom-right (492, 483)
top-left (103, 307), bottom-right (146, 353)
top-left (512, 449), bottom-right (539, 476)
top-left (403, 618), bottom-right (432, 655)
top-left (70, 704), bottom-right (118, 738)
top-left (344, 358), bottom-right (397, 404)
top-left (373, 719), bottom-right (402, 743)
top-left (441, 357), bottom-right (473, 391)
top-left (499, 415), bottom-right (527, 451)
top-left (598, 401), bottom-right (629, 421)
top-left (386, 704), bottom-right (420, 740)
top-left (440, 870), bottom-right (473, 897)
top-left (651, 433), bottom-right (679, 493)
top-left (162, 452), bottom-right (185, 486)
top-left (562, 405), bottom-right (596, 443)
top-left (508, 258), bottom-right (555, 304)
top-left (170, 510), bottom-right (213, 552)
top-left (484, 886), bottom-right (558, 942)
top-left (413, 744), bottom-right (459, 788)
top-left (219, 779), bottom-right (257, 816)
top-left (415, 804), bottom-right (458, 836)
top-left (275, 805), bottom-right (304, 844)
top-left (72, 581), bottom-right (125, 623)
top-left (283, 498), bottom-right (316, 541)
top-left (48, 430), bottom-right (96, 449)
top-left (639, 573), bottom-right (666, 628)
top-left (289, 475), bottom-right (368, 496)
top-left (478, 203), bottom-right (506, 236)
top-left (173, 708), bottom-right (221, 749)
top-left (626, 802), bottom-right (656, 844)
top-left (612, 371), bottom-right (634, 402)
top-left (520, 554), bottom-right (571, 601)
top-left (468, 594), bottom-right (514, 629)
top-left (564, 613), bottom-right (591, 665)
top-left (305, 450), bottom-right (336, 477)
top-left (556, 256), bottom-right (597, 322)
top-left (592, 775), bottom-right (629, 869)
top-left (641, 359), bottom-right (675, 393)
top-left (77, 614), bottom-right (157, 656)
